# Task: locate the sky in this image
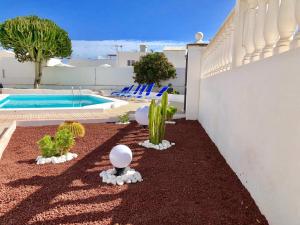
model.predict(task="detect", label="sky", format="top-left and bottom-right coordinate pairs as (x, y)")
top-left (0, 0), bottom-right (235, 58)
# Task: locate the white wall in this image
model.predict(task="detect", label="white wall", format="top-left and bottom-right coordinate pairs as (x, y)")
top-left (68, 58), bottom-right (116, 67)
top-left (0, 53), bottom-right (186, 93)
top-left (198, 48), bottom-right (300, 225)
top-left (163, 49), bottom-right (186, 68)
top-left (0, 57), bottom-right (35, 85)
top-left (117, 51), bottom-right (146, 67)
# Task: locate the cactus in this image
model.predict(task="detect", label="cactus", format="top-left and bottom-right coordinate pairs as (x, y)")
top-left (148, 92), bottom-right (168, 144)
top-left (58, 121), bottom-right (85, 138)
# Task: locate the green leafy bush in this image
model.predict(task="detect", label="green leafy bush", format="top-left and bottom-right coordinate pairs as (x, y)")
top-left (133, 53), bottom-right (176, 87)
top-left (55, 129), bottom-right (75, 155)
top-left (118, 113), bottom-right (130, 123)
top-left (166, 106), bottom-right (177, 120)
top-left (37, 135), bottom-right (56, 157)
top-left (37, 129), bottom-right (75, 157)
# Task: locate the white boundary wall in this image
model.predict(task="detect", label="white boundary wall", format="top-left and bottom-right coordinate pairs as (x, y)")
top-left (197, 48), bottom-right (300, 225)
top-left (0, 58), bottom-right (186, 93)
top-left (185, 0), bottom-right (300, 224)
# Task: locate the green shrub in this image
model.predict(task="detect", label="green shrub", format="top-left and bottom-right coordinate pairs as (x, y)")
top-left (166, 106), bottom-right (177, 120)
top-left (118, 113), bottom-right (130, 123)
top-left (133, 53), bottom-right (176, 87)
top-left (37, 135), bottom-right (56, 157)
top-left (167, 84), bottom-right (180, 95)
top-left (37, 129), bottom-right (75, 157)
top-left (58, 121), bottom-right (85, 138)
top-left (55, 129), bottom-right (75, 156)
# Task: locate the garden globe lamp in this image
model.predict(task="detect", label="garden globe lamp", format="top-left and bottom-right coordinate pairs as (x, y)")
top-left (135, 106), bottom-right (149, 127)
top-left (109, 144), bottom-right (133, 176)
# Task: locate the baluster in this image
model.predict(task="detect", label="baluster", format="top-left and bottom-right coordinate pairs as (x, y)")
top-left (252, 0), bottom-right (267, 61)
top-left (243, 0), bottom-right (258, 64)
top-left (228, 25), bottom-right (234, 70)
top-left (275, 0), bottom-right (297, 53)
top-left (292, 0), bottom-right (300, 48)
top-left (263, 0), bottom-right (280, 58)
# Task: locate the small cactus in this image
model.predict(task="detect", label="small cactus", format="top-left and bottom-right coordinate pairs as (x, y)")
top-left (148, 92), bottom-right (168, 144)
top-left (58, 121), bottom-right (85, 138)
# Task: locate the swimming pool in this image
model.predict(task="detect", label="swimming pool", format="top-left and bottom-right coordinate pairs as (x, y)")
top-left (0, 95), bottom-right (115, 109)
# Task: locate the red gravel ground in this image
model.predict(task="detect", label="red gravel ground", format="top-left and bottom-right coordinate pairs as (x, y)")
top-left (0, 119), bottom-right (268, 225)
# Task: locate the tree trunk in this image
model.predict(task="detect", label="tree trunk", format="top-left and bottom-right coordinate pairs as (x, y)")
top-left (34, 61), bottom-right (42, 89)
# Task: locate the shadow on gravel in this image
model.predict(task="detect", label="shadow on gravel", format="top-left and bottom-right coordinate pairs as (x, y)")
top-left (0, 120), bottom-right (268, 225)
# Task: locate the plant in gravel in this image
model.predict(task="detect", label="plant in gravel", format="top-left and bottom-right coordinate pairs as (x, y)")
top-left (166, 105), bottom-right (177, 121)
top-left (118, 113), bottom-right (130, 123)
top-left (55, 129), bottom-right (75, 155)
top-left (37, 129), bottom-right (75, 157)
top-left (58, 121), bottom-right (85, 138)
top-left (148, 92), bottom-right (168, 145)
top-left (37, 135), bottom-right (56, 157)
top-left (166, 83), bottom-right (180, 95)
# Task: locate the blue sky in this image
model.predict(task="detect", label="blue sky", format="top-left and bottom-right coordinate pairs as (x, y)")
top-left (0, 0), bottom-right (235, 58)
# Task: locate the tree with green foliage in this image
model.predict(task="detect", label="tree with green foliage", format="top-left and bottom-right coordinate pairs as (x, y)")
top-left (133, 52), bottom-right (176, 86)
top-left (0, 16), bottom-right (72, 88)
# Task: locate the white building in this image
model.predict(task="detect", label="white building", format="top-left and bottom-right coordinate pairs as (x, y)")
top-left (163, 46), bottom-right (187, 68)
top-left (116, 44), bottom-right (148, 67)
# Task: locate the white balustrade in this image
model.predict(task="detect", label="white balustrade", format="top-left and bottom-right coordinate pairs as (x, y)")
top-left (275, 0), bottom-right (297, 53)
top-left (201, 11), bottom-right (235, 78)
top-left (200, 0), bottom-right (299, 78)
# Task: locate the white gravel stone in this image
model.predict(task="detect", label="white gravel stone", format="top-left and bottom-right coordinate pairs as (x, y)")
top-left (36, 152), bottom-right (78, 165)
top-left (99, 167), bottom-right (143, 186)
top-left (138, 140), bottom-right (175, 150)
top-left (115, 122), bottom-right (130, 125)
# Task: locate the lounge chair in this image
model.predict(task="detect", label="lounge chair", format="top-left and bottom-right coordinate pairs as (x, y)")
top-left (136, 83), bottom-right (155, 99)
top-left (146, 85), bottom-right (169, 99)
top-left (123, 84), bottom-right (142, 97)
top-left (128, 84), bottom-right (147, 98)
top-left (111, 86), bottom-right (129, 96)
top-left (116, 85), bottom-right (134, 97)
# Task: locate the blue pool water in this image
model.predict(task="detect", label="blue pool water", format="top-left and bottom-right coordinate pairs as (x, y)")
top-left (0, 95), bottom-right (112, 109)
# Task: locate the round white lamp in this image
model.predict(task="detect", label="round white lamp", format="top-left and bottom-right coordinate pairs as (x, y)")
top-left (109, 144), bottom-right (133, 176)
top-left (135, 106), bottom-right (149, 126)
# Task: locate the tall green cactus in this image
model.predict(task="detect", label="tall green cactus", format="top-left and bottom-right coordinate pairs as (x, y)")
top-left (148, 92), bottom-right (168, 144)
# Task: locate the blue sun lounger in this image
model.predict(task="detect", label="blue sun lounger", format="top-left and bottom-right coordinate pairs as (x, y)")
top-left (116, 85), bottom-right (134, 97)
top-left (128, 84), bottom-right (147, 98)
top-left (111, 86), bottom-right (129, 96)
top-left (136, 83), bottom-right (155, 99)
top-left (147, 85), bottom-right (169, 99)
top-left (123, 84), bottom-right (142, 97)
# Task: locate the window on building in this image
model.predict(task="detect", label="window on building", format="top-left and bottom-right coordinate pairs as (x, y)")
top-left (127, 60), bottom-right (136, 66)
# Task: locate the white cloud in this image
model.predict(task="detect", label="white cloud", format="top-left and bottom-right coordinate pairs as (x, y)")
top-left (71, 40), bottom-right (187, 59)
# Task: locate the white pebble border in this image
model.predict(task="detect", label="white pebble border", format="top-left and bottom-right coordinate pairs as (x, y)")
top-left (138, 140), bottom-right (175, 150)
top-left (165, 121), bottom-right (176, 125)
top-left (115, 122), bottom-right (130, 125)
top-left (99, 167), bottom-right (143, 186)
top-left (36, 152), bottom-right (78, 165)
